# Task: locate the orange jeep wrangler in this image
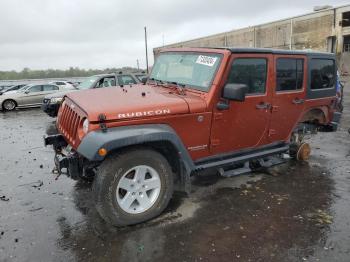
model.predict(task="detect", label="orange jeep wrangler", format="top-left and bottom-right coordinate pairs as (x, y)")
top-left (45, 47), bottom-right (341, 226)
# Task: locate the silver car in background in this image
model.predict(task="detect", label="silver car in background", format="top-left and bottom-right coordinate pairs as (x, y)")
top-left (0, 83), bottom-right (74, 111)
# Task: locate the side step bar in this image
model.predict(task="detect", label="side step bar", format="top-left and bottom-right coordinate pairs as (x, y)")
top-left (217, 155), bottom-right (287, 178)
top-left (195, 145), bottom-right (289, 170)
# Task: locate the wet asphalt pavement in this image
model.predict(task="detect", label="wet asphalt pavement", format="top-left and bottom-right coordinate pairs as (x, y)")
top-left (0, 84), bottom-right (350, 262)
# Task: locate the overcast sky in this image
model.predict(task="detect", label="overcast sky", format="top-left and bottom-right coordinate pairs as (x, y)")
top-left (0, 0), bottom-right (348, 71)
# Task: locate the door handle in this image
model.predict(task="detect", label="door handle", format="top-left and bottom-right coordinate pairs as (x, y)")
top-left (292, 98), bottom-right (304, 105)
top-left (256, 102), bottom-right (270, 110)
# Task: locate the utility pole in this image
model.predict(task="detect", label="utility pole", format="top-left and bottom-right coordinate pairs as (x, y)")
top-left (136, 59), bottom-right (140, 70)
top-left (144, 26), bottom-right (149, 74)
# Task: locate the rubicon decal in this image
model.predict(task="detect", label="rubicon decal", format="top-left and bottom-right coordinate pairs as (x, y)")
top-left (118, 109), bottom-right (171, 119)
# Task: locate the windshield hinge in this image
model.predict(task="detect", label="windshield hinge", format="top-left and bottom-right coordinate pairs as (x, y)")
top-left (98, 114), bottom-right (108, 133)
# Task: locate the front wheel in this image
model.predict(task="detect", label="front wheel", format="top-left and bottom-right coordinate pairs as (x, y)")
top-left (2, 99), bottom-right (16, 111)
top-left (93, 148), bottom-right (174, 226)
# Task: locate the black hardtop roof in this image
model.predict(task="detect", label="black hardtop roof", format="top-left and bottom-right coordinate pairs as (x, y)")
top-left (213, 47), bottom-right (335, 57)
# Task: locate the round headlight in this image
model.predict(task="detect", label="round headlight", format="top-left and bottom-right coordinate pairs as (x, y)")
top-left (82, 118), bottom-right (89, 134)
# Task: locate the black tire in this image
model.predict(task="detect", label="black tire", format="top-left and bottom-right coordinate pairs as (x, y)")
top-left (2, 99), bottom-right (16, 111)
top-left (93, 147), bottom-right (174, 226)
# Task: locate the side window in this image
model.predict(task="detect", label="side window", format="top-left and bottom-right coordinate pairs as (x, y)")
top-left (28, 85), bottom-right (42, 93)
top-left (227, 58), bottom-right (267, 94)
top-left (43, 85), bottom-right (58, 91)
top-left (276, 58), bottom-right (304, 91)
top-left (310, 59), bottom-right (335, 90)
top-left (117, 75), bottom-right (137, 85)
top-left (136, 75), bottom-right (147, 82)
top-left (97, 77), bottom-right (116, 88)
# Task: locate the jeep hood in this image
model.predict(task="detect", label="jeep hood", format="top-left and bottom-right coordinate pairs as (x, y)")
top-left (65, 84), bottom-right (207, 122)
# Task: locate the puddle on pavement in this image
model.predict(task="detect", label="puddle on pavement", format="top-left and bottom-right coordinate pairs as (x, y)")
top-left (52, 160), bottom-right (334, 262)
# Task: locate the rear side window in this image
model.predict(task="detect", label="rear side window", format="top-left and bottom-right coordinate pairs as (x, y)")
top-left (310, 59), bottom-right (335, 90)
top-left (227, 58), bottom-right (267, 94)
top-left (43, 85), bottom-right (58, 91)
top-left (28, 85), bottom-right (42, 93)
top-left (118, 75), bottom-right (137, 85)
top-left (276, 58), bottom-right (304, 91)
top-left (136, 75), bottom-right (147, 82)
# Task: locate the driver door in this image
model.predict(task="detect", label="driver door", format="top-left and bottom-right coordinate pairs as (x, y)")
top-left (210, 54), bottom-right (273, 155)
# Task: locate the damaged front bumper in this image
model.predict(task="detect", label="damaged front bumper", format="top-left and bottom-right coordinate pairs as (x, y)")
top-left (44, 134), bottom-right (95, 180)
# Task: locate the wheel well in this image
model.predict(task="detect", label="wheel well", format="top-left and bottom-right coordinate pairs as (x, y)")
top-left (107, 141), bottom-right (182, 185)
top-left (299, 108), bottom-right (327, 125)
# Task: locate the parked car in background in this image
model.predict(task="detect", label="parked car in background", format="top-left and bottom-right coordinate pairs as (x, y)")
top-left (0, 85), bottom-right (13, 91)
top-left (42, 72), bottom-right (147, 117)
top-left (49, 80), bottom-right (75, 89)
top-left (0, 84), bottom-right (26, 95)
top-left (0, 83), bottom-right (74, 111)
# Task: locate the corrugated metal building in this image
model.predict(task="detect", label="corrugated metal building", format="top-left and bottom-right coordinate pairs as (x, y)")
top-left (154, 4), bottom-right (350, 73)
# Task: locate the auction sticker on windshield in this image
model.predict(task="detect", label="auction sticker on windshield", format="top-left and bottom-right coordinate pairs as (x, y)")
top-left (196, 55), bottom-right (217, 67)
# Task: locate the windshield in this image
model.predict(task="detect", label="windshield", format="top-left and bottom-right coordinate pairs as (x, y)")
top-left (77, 76), bottom-right (99, 89)
top-left (150, 52), bottom-right (222, 92)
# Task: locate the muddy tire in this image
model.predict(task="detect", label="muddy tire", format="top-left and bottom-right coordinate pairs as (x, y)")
top-left (2, 99), bottom-right (16, 111)
top-left (93, 148), bottom-right (174, 226)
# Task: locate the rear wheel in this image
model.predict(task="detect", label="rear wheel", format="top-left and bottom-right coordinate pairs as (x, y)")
top-left (2, 99), bottom-right (16, 111)
top-left (93, 148), bottom-right (174, 226)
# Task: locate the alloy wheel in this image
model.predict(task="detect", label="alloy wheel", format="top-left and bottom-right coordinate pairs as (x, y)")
top-left (116, 165), bottom-right (161, 214)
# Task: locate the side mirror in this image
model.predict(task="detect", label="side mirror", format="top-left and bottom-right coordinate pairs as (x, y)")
top-left (141, 77), bottom-right (148, 85)
top-left (24, 90), bottom-right (29, 94)
top-left (223, 83), bottom-right (248, 102)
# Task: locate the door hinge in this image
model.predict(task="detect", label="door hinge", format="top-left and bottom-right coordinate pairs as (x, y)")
top-left (213, 113), bottom-right (223, 120)
top-left (271, 105), bottom-right (279, 112)
top-left (210, 139), bottom-right (220, 148)
top-left (268, 129), bottom-right (277, 136)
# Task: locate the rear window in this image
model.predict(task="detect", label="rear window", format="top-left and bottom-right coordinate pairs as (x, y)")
top-left (310, 59), bottom-right (335, 90)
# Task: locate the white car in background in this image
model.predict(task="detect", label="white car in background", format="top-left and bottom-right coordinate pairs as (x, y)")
top-left (49, 81), bottom-right (75, 89)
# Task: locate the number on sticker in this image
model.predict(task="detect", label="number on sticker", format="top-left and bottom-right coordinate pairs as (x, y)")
top-left (196, 55), bottom-right (217, 67)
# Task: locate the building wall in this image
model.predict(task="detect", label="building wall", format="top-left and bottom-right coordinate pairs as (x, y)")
top-left (154, 5), bottom-right (350, 59)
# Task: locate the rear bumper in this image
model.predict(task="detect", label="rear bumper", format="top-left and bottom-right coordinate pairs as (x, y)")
top-left (329, 111), bottom-right (342, 131)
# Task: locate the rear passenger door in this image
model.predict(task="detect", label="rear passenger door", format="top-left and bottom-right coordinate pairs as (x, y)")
top-left (269, 56), bottom-right (306, 142)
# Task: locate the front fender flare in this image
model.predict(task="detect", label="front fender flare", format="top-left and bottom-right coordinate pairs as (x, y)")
top-left (77, 124), bottom-right (195, 174)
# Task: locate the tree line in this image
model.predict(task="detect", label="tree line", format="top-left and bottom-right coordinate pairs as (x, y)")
top-left (0, 67), bottom-right (143, 80)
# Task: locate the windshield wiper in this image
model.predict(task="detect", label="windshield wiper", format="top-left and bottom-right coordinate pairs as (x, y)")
top-left (149, 78), bottom-right (186, 95)
top-left (149, 78), bottom-right (164, 86)
top-left (167, 81), bottom-right (186, 95)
